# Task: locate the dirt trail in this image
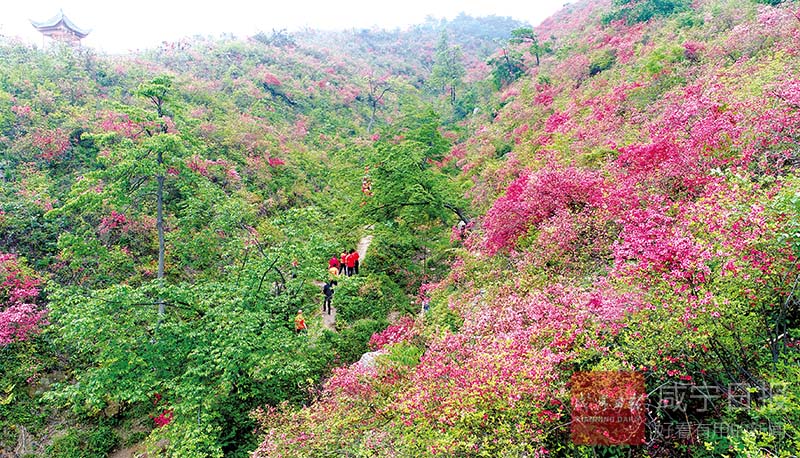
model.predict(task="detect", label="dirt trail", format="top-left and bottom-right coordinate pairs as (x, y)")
top-left (109, 447), bottom-right (136, 458)
top-left (356, 234), bottom-right (373, 261)
top-left (321, 296), bottom-right (337, 330)
top-left (320, 232), bottom-right (373, 331)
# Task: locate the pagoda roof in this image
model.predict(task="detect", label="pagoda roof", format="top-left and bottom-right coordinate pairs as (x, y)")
top-left (31, 10), bottom-right (90, 38)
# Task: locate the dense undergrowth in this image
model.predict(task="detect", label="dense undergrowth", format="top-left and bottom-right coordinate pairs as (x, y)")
top-left (2, 0), bottom-right (800, 456)
top-left (0, 15), bottom-right (516, 457)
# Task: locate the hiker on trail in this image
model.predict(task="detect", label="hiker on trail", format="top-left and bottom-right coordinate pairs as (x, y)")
top-left (322, 280), bottom-right (337, 314)
top-left (340, 251), bottom-right (349, 276)
top-left (345, 249), bottom-right (357, 276)
top-left (294, 309), bottom-right (307, 334)
top-left (349, 248), bottom-right (360, 275)
top-left (328, 255), bottom-right (340, 276)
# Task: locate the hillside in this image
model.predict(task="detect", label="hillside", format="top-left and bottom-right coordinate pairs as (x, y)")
top-left (0, 14), bottom-right (522, 457)
top-left (1, 1), bottom-right (800, 457)
top-left (251, 0), bottom-right (800, 456)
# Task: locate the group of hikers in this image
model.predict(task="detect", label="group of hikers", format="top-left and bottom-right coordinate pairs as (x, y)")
top-left (328, 249), bottom-right (359, 277)
top-left (293, 247), bottom-right (362, 334)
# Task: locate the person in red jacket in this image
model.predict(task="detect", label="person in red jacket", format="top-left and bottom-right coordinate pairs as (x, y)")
top-left (328, 255), bottom-right (340, 275)
top-left (345, 249), bottom-right (357, 276)
top-left (340, 251), bottom-right (348, 276)
top-left (349, 249), bottom-right (360, 275)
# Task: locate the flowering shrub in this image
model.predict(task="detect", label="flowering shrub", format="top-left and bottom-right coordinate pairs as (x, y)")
top-left (612, 198), bottom-right (712, 286)
top-left (11, 104), bottom-right (32, 117)
top-left (260, 68), bottom-right (283, 87)
top-left (0, 253), bottom-right (46, 346)
top-left (186, 155), bottom-right (242, 185)
top-left (97, 211), bottom-right (130, 236)
top-left (31, 128), bottom-right (70, 161)
top-left (683, 40), bottom-right (705, 61)
top-left (368, 316), bottom-right (418, 350)
top-left (482, 166), bottom-right (605, 254)
top-left (153, 409), bottom-right (174, 428)
top-left (98, 110), bottom-right (157, 140)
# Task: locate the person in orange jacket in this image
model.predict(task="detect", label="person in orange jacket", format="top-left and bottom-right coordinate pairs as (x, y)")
top-left (294, 309), bottom-right (307, 334)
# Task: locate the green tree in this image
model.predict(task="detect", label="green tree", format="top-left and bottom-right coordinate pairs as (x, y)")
top-left (488, 47), bottom-right (526, 90)
top-left (488, 27), bottom-right (552, 89)
top-left (430, 32), bottom-right (466, 105)
top-left (362, 107), bottom-right (469, 226)
top-left (136, 76), bottom-right (178, 316)
top-left (510, 27), bottom-right (544, 67)
top-left (602, 0), bottom-right (692, 24)
top-left (365, 72), bottom-right (393, 134)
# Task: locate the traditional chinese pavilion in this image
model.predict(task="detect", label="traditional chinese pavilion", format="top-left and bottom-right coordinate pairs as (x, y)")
top-left (30, 10), bottom-right (90, 46)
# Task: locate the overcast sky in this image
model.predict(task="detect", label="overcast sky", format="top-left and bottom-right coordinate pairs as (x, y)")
top-left (1, 0), bottom-right (566, 53)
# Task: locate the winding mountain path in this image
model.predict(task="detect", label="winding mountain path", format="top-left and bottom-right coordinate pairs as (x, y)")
top-left (356, 234), bottom-right (373, 260)
top-left (320, 231), bottom-right (374, 331)
top-left (321, 288), bottom-right (337, 330)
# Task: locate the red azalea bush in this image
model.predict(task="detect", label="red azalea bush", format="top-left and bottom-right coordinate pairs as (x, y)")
top-left (482, 166), bottom-right (605, 255)
top-left (0, 253), bottom-right (47, 346)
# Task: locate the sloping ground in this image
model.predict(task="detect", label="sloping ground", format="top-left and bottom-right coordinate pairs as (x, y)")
top-left (321, 287), bottom-right (337, 331)
top-left (251, 1), bottom-right (800, 456)
top-left (320, 233), bottom-right (374, 331)
top-left (356, 234), bottom-right (373, 261)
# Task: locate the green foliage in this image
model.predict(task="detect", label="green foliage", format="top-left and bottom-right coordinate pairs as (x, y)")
top-left (704, 358), bottom-right (800, 456)
top-left (367, 224), bottom-right (424, 288)
top-left (361, 107), bottom-right (467, 230)
top-left (773, 176), bottom-right (800, 257)
top-left (378, 341), bottom-right (424, 369)
top-left (422, 284), bottom-right (465, 334)
top-left (44, 280), bottom-right (335, 457)
top-left (511, 27), bottom-right (552, 66)
top-left (589, 49), bottom-right (617, 76)
top-left (452, 86), bottom-right (480, 120)
top-left (578, 147), bottom-right (618, 168)
top-left (46, 426), bottom-right (118, 458)
top-left (334, 274), bottom-right (410, 324)
top-left (674, 10), bottom-right (705, 28)
top-left (602, 0), bottom-right (692, 24)
top-left (627, 71), bottom-right (686, 111)
top-left (430, 32), bottom-right (466, 105)
top-left (488, 51), bottom-right (526, 90)
top-left (329, 319), bottom-right (389, 363)
top-left (487, 27), bottom-right (553, 90)
top-left (365, 220), bottom-right (456, 294)
top-left (0, 199), bottom-right (65, 268)
top-left (640, 44), bottom-right (686, 75)
top-left (0, 340), bottom-right (55, 446)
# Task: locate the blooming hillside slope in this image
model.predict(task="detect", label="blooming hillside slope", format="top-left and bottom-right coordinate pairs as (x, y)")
top-left (0, 16), bottom-right (523, 456)
top-left (255, 0), bottom-right (800, 456)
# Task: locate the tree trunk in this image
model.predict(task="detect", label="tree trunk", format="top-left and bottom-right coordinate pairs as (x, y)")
top-left (368, 103), bottom-right (377, 134)
top-left (157, 150), bottom-right (166, 316)
top-left (444, 203), bottom-right (469, 224)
